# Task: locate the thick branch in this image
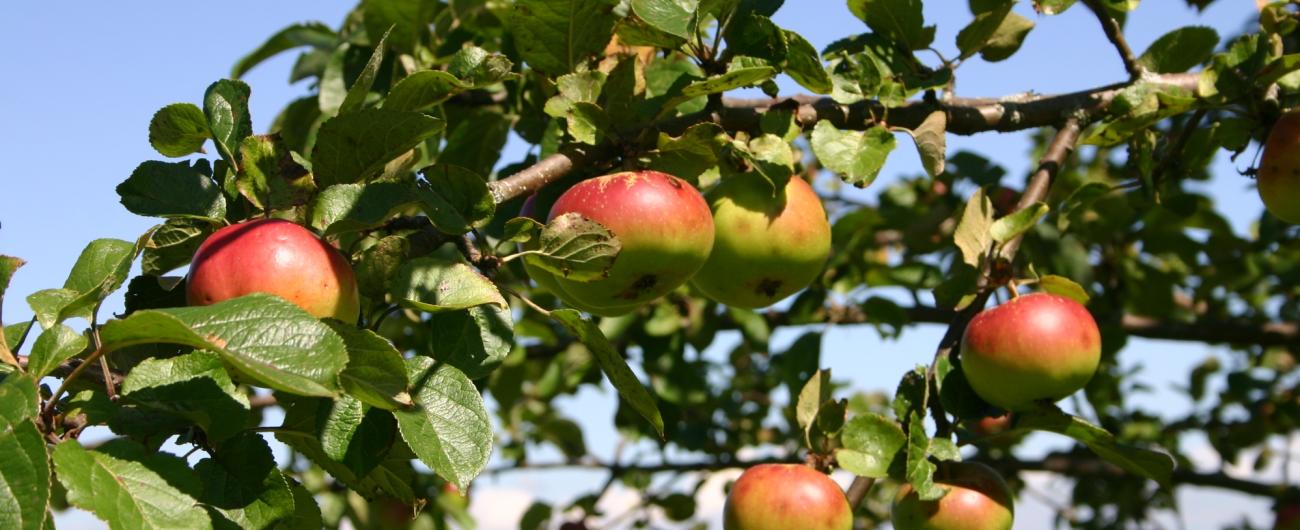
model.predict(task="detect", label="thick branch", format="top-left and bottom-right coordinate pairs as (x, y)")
top-left (997, 455), bottom-right (1292, 498)
top-left (486, 73), bottom-right (1200, 204)
top-left (485, 454), bottom-right (1290, 499)
top-left (1082, 0), bottom-right (1145, 80)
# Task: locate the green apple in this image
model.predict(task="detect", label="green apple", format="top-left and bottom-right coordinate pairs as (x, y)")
top-left (690, 174), bottom-right (831, 309)
top-left (892, 462), bottom-right (1014, 530)
top-left (1259, 109), bottom-right (1300, 224)
top-left (530, 170), bottom-right (715, 316)
top-left (960, 293), bottom-right (1101, 411)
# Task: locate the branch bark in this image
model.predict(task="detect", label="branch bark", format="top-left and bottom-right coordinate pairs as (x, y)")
top-left (486, 73), bottom-right (1200, 204)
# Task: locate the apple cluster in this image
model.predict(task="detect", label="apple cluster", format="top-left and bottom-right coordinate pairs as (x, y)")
top-left (523, 169), bottom-right (833, 316)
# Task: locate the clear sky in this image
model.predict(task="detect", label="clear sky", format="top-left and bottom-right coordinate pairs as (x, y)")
top-left (0, 1), bottom-right (1278, 529)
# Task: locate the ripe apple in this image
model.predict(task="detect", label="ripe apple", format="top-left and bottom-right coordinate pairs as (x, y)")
top-left (892, 462), bottom-right (1014, 530)
top-left (1258, 109), bottom-right (1300, 224)
top-left (689, 174), bottom-right (831, 309)
top-left (186, 218), bottom-right (361, 321)
top-left (723, 464), bottom-right (852, 530)
top-left (518, 193), bottom-right (641, 316)
top-left (531, 170), bottom-right (715, 316)
top-left (960, 293), bottom-right (1101, 411)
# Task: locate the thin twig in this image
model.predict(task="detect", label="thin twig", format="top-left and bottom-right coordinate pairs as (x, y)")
top-left (1082, 0), bottom-right (1145, 80)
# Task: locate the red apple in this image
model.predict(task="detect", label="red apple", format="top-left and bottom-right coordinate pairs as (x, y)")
top-left (690, 174), bottom-right (831, 309)
top-left (892, 462), bottom-right (1014, 530)
top-left (1258, 110), bottom-right (1300, 224)
top-left (960, 293), bottom-right (1101, 411)
top-left (532, 170), bottom-right (715, 316)
top-left (970, 414), bottom-right (1013, 438)
top-left (186, 218), bottom-right (361, 321)
top-left (723, 464), bottom-right (852, 530)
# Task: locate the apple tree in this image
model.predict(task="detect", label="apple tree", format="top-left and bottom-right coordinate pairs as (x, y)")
top-left (1, 0), bottom-right (1298, 528)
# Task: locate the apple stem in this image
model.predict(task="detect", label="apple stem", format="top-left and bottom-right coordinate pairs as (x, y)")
top-left (1008, 280), bottom-right (1021, 299)
top-left (505, 288), bottom-right (552, 317)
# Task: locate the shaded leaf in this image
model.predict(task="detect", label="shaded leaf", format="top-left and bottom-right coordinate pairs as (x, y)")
top-left (426, 304), bottom-right (513, 380)
top-left (0, 376), bottom-right (49, 530)
top-left (117, 161), bottom-right (226, 221)
top-left (312, 109), bottom-right (444, 187)
top-left (149, 103), bottom-right (211, 157)
top-left (390, 256), bottom-right (507, 313)
top-left (328, 322), bottom-right (412, 410)
top-left (393, 357), bottom-right (493, 489)
top-left (120, 351), bottom-right (251, 443)
top-left (509, 0), bottom-right (621, 75)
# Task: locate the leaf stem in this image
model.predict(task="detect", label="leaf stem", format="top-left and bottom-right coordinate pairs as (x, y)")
top-left (503, 287), bottom-right (550, 317)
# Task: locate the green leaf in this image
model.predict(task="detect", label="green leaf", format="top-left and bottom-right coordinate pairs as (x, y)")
top-left (426, 304), bottom-right (513, 380)
top-left (980, 12), bottom-right (1034, 62)
top-left (385, 71), bottom-right (464, 112)
top-left (446, 46), bottom-right (517, 89)
top-left (631, 0), bottom-right (696, 39)
top-left (117, 160), bottom-right (226, 221)
top-left (25, 325), bottom-right (87, 378)
top-left (783, 30), bottom-right (832, 94)
top-left (682, 66), bottom-right (777, 98)
top-left (796, 370), bottom-right (832, 447)
top-left (327, 322), bottom-right (413, 410)
top-left (1256, 54), bottom-right (1300, 88)
top-left (411, 165), bottom-right (495, 236)
top-left (544, 72), bottom-right (607, 118)
top-left (990, 201), bottom-right (1048, 243)
top-left (929, 438), bottom-right (961, 461)
top-left (810, 121), bottom-right (897, 187)
top-left (196, 433), bottom-right (296, 529)
top-left (742, 133), bottom-right (796, 185)
top-left (521, 212), bottom-right (621, 282)
top-left (53, 439), bottom-right (212, 530)
top-left (0, 376), bottom-right (49, 530)
top-left (725, 14), bottom-right (787, 67)
top-left (142, 219), bottom-right (212, 276)
top-left (310, 182), bottom-right (416, 235)
top-left (551, 309), bottom-right (664, 437)
top-left (28, 238), bottom-right (142, 329)
top-left (275, 396), bottom-right (411, 500)
top-left (957, 1), bottom-right (1013, 59)
top-left (231, 22), bottom-right (336, 79)
top-left (439, 108), bottom-right (512, 176)
top-left (1137, 26), bottom-right (1218, 74)
top-left (120, 351), bottom-right (252, 443)
top-left (204, 79), bottom-right (253, 171)
top-left (318, 396), bottom-right (366, 462)
top-left (953, 188), bottom-right (994, 268)
top-left (312, 108), bottom-right (444, 187)
top-left (339, 28), bottom-right (391, 115)
top-left (904, 412), bottom-right (946, 500)
top-left (565, 102), bottom-right (610, 145)
top-left (1038, 275), bottom-right (1090, 304)
top-left (237, 134), bottom-right (315, 212)
top-left (848, 0), bottom-right (936, 51)
top-left (837, 413), bottom-right (906, 478)
top-left (99, 293), bottom-right (348, 397)
top-left (363, 0), bottom-right (435, 52)
top-left (0, 256), bottom-right (25, 362)
top-left (390, 256), bottom-right (507, 313)
top-left (1033, 0), bottom-right (1078, 15)
top-left (899, 111), bottom-right (947, 177)
top-left (509, 0), bottom-right (621, 75)
top-left (149, 103), bottom-right (211, 157)
top-left (393, 357), bottom-right (493, 489)
top-left (1017, 407), bottom-right (1175, 486)
top-left (932, 263), bottom-right (980, 310)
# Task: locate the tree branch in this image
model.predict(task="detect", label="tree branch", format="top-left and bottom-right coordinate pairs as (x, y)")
top-left (483, 454), bottom-right (1293, 499)
top-left (485, 73), bottom-right (1200, 204)
top-left (1082, 0), bottom-right (1145, 80)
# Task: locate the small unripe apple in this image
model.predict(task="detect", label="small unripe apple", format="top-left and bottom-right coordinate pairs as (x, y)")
top-left (960, 293), bottom-right (1101, 411)
top-left (186, 218), bottom-right (361, 321)
top-left (533, 170), bottom-right (714, 316)
top-left (690, 174), bottom-right (831, 308)
top-left (723, 464), bottom-right (852, 530)
top-left (892, 462), bottom-right (1014, 530)
top-left (1259, 110), bottom-right (1300, 224)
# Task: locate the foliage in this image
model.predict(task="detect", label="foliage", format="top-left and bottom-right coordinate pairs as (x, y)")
top-left (3, 0), bottom-right (1300, 528)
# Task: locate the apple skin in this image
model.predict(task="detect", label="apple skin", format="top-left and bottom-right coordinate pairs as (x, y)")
top-left (1259, 110), bottom-right (1300, 224)
top-left (723, 464), bottom-right (852, 530)
top-left (892, 462), bottom-right (1014, 530)
top-left (537, 170), bottom-right (715, 316)
top-left (960, 293), bottom-right (1101, 411)
top-left (186, 218), bottom-right (361, 322)
top-left (518, 194), bottom-right (641, 316)
top-left (690, 174), bottom-right (831, 309)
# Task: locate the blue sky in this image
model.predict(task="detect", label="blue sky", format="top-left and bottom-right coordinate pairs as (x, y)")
top-left (0, 1), bottom-right (1278, 528)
